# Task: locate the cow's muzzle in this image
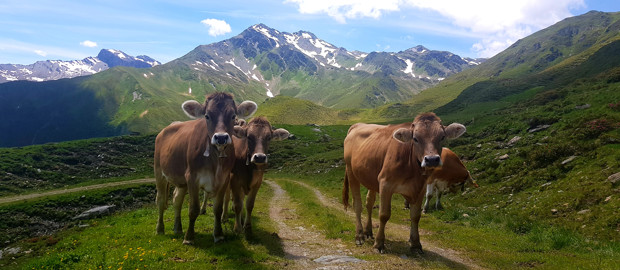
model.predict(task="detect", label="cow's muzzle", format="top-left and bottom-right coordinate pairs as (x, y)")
top-left (421, 155), bottom-right (442, 168)
top-left (211, 133), bottom-right (231, 146)
top-left (251, 153), bottom-right (267, 164)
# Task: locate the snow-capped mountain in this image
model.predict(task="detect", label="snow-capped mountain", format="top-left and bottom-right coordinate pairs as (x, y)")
top-left (0, 49), bottom-right (160, 84)
top-left (177, 24), bottom-right (482, 100)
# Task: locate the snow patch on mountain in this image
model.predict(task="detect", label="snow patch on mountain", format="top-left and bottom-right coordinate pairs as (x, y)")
top-left (0, 49), bottom-right (160, 84)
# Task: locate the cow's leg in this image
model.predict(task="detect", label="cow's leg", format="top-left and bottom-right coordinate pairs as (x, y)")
top-left (200, 190), bottom-right (208, 215)
top-left (364, 189), bottom-right (376, 240)
top-left (422, 184), bottom-right (433, 214)
top-left (172, 186), bottom-right (187, 235)
top-left (404, 197), bottom-right (410, 210)
top-left (231, 183), bottom-right (245, 234)
top-left (435, 192), bottom-right (443, 210)
top-left (243, 184), bottom-right (261, 236)
top-left (155, 176), bottom-right (169, 235)
top-left (212, 170), bottom-right (230, 243)
top-left (349, 175), bottom-right (364, 245)
top-left (183, 183), bottom-right (200, 245)
top-left (222, 183), bottom-right (231, 222)
top-left (409, 192), bottom-right (424, 254)
top-left (374, 184), bottom-right (393, 253)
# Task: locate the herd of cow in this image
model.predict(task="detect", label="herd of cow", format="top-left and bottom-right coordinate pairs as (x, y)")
top-left (153, 92), bottom-right (478, 254)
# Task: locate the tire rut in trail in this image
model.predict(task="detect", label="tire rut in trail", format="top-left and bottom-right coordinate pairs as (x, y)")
top-left (265, 180), bottom-right (362, 270)
top-left (286, 179), bottom-right (487, 270)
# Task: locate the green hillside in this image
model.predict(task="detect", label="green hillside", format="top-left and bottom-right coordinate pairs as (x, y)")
top-left (365, 11), bottom-right (620, 122)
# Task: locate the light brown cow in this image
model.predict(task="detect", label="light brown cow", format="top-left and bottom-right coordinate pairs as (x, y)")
top-left (226, 116), bottom-right (289, 234)
top-left (343, 113), bottom-right (465, 254)
top-left (154, 92), bottom-right (257, 244)
top-left (422, 147), bottom-right (478, 213)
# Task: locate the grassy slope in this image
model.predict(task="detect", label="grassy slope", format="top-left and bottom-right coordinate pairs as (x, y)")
top-left (0, 134), bottom-right (155, 197)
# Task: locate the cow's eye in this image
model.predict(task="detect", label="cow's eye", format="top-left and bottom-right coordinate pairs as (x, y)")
top-left (441, 135), bottom-right (446, 141)
top-left (413, 137), bottom-right (419, 144)
top-left (231, 114), bottom-right (236, 120)
top-left (205, 114), bottom-right (210, 120)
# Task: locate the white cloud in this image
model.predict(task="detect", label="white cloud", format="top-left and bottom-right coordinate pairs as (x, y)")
top-left (200, 18), bottom-right (232, 37)
top-left (286, 0), bottom-right (401, 23)
top-left (287, 0), bottom-right (585, 57)
top-left (80, 40), bottom-right (98, 47)
top-left (34, 50), bottom-right (47, 56)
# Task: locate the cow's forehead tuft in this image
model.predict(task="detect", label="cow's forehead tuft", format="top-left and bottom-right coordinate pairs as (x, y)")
top-left (414, 112), bottom-right (440, 123)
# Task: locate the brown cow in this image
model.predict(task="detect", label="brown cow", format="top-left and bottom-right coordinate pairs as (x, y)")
top-left (226, 116), bottom-right (289, 234)
top-left (422, 148), bottom-right (478, 213)
top-left (154, 92), bottom-right (257, 244)
top-left (343, 113), bottom-right (465, 254)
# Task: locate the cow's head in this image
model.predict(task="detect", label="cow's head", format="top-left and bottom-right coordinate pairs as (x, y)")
top-left (392, 112), bottom-right (465, 170)
top-left (182, 92), bottom-right (257, 157)
top-left (234, 116), bottom-right (289, 168)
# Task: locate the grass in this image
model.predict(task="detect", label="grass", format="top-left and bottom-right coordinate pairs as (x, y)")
top-left (2, 183), bottom-right (284, 270)
top-left (0, 134), bottom-right (155, 197)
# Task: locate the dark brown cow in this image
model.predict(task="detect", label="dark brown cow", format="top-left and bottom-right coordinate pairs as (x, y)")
top-left (226, 117), bottom-right (289, 234)
top-left (154, 92), bottom-right (257, 244)
top-left (343, 113), bottom-right (465, 253)
top-left (422, 147), bottom-right (478, 213)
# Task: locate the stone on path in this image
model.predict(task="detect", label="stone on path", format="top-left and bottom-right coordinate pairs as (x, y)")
top-left (313, 255), bottom-right (365, 264)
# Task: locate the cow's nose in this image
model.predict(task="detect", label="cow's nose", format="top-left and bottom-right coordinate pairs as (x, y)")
top-left (252, 153), bottom-right (267, 164)
top-left (422, 155), bottom-right (441, 167)
top-left (212, 133), bottom-right (230, 145)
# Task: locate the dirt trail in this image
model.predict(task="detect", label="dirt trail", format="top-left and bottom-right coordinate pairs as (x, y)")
top-left (265, 180), bottom-right (363, 269)
top-left (275, 179), bottom-right (486, 270)
top-left (0, 178), bottom-right (155, 205)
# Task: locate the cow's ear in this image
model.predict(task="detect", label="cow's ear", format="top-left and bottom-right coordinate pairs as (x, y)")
top-left (182, 100), bottom-right (205, 119)
top-left (237, 101), bottom-right (258, 119)
top-left (235, 119), bottom-right (246, 127)
top-left (272, 128), bottom-right (290, 141)
top-left (444, 123), bottom-right (466, 139)
top-left (233, 126), bottom-right (247, 138)
top-left (393, 128), bottom-right (413, 143)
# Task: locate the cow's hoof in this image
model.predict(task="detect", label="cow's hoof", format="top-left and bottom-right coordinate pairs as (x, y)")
top-left (373, 243), bottom-right (385, 254)
top-left (355, 238), bottom-right (364, 246)
top-left (410, 247), bottom-right (424, 255)
top-left (214, 235), bottom-right (225, 243)
top-left (182, 239), bottom-right (194, 245)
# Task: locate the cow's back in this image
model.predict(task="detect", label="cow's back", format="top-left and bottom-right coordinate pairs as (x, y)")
top-left (428, 148), bottom-right (469, 184)
top-left (344, 123), bottom-right (412, 192)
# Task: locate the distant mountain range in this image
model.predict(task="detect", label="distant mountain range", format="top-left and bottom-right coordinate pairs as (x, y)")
top-left (5, 10), bottom-right (620, 148)
top-left (0, 49), bottom-right (160, 84)
top-left (175, 23), bottom-right (484, 108)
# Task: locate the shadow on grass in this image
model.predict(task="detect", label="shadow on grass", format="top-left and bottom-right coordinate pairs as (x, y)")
top-left (159, 213), bottom-right (286, 269)
top-left (382, 239), bottom-right (473, 269)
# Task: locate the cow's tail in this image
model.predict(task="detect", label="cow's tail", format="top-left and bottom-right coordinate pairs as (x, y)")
top-left (343, 170), bottom-right (350, 211)
top-left (467, 171), bottom-right (479, 188)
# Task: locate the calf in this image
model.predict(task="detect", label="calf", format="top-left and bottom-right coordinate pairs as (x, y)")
top-left (227, 117), bottom-right (289, 234)
top-left (401, 148), bottom-right (478, 211)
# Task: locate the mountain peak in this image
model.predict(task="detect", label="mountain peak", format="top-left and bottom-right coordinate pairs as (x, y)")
top-left (97, 49), bottom-right (161, 68)
top-left (409, 45), bottom-right (429, 53)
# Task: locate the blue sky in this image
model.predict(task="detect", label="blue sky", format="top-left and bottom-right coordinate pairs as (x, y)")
top-left (1, 0), bottom-right (618, 65)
